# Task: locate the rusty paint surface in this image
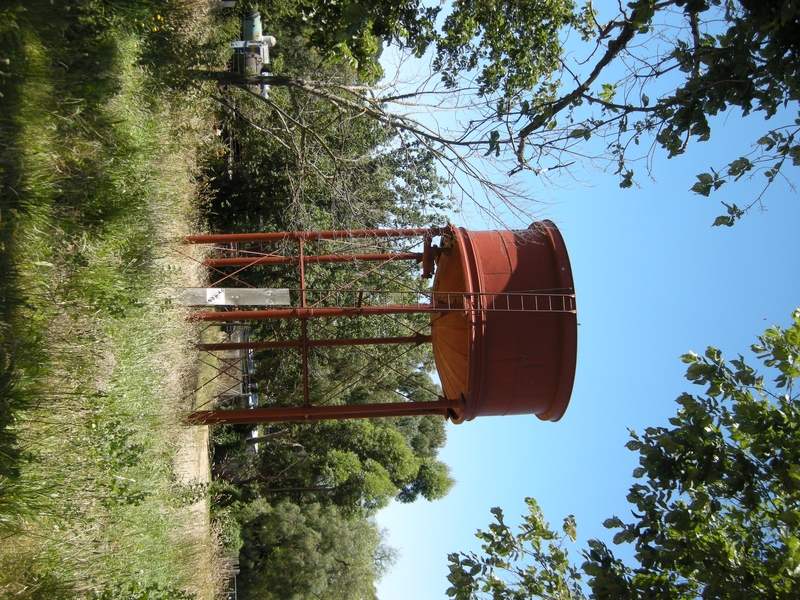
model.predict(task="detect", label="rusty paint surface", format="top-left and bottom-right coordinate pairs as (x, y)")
top-left (431, 221), bottom-right (577, 423)
top-left (196, 335), bottom-right (431, 351)
top-left (204, 252), bottom-right (423, 267)
top-left (187, 398), bottom-right (462, 425)
top-left (184, 228), bottom-right (442, 244)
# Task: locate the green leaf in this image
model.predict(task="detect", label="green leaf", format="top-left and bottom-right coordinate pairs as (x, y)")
top-left (713, 215), bottom-right (734, 227)
top-left (757, 135), bottom-right (776, 150)
top-left (696, 172), bottom-right (714, 185)
top-left (603, 516), bottom-right (624, 529)
top-left (681, 352), bottom-right (698, 363)
top-left (788, 145), bottom-right (800, 166)
top-left (484, 130), bottom-right (501, 157)
top-left (619, 170), bottom-right (634, 189)
top-left (563, 514), bottom-right (578, 541)
top-left (691, 173), bottom-right (714, 196)
top-left (612, 528), bottom-right (635, 544)
top-left (691, 182), bottom-right (712, 196)
top-left (600, 82), bottom-right (617, 103)
top-left (779, 510), bottom-right (800, 525)
top-left (727, 157), bottom-right (753, 179)
top-left (686, 362), bottom-right (712, 381)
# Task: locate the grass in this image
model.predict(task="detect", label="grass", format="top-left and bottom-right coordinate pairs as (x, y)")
top-left (0, 0), bottom-right (236, 597)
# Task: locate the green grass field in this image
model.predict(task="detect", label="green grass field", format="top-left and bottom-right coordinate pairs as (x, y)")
top-left (0, 1), bottom-right (235, 597)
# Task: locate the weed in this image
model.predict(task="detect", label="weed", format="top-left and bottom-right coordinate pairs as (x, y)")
top-left (92, 581), bottom-right (197, 600)
top-left (0, 0), bottom-right (230, 597)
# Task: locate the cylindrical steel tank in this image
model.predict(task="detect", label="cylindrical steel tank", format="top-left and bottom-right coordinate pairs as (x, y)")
top-left (431, 221), bottom-right (577, 423)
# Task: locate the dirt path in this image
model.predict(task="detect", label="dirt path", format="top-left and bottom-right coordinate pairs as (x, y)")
top-left (173, 424), bottom-right (210, 487)
top-left (165, 240), bottom-right (219, 598)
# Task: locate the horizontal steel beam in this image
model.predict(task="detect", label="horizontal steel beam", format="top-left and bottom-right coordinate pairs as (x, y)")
top-left (204, 252), bottom-right (422, 267)
top-left (191, 306), bottom-right (444, 320)
top-left (184, 227), bottom-right (444, 244)
top-left (197, 334), bottom-right (431, 351)
top-left (187, 398), bottom-right (462, 425)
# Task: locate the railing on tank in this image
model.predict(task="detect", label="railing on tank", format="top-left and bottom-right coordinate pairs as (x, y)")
top-left (188, 289), bottom-right (576, 321)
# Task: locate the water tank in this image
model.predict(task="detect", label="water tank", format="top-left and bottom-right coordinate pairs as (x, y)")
top-left (431, 221), bottom-right (577, 423)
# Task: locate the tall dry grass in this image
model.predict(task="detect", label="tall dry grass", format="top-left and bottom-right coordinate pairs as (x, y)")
top-left (0, 0), bottom-right (236, 597)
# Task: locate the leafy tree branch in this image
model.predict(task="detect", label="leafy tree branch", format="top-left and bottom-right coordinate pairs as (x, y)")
top-left (447, 309), bottom-right (800, 599)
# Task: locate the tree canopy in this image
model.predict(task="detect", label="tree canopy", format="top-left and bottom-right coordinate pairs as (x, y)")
top-left (446, 309), bottom-right (800, 599)
top-left (235, 499), bottom-right (395, 599)
top-left (217, 0), bottom-right (800, 224)
top-left (436, 0), bottom-right (800, 222)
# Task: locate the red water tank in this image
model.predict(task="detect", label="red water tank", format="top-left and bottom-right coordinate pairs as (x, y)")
top-left (431, 221), bottom-right (577, 423)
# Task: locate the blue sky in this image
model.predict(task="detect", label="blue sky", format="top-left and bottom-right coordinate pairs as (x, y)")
top-left (375, 92), bottom-right (800, 598)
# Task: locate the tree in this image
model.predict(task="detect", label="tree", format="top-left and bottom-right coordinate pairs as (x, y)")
top-left (447, 499), bottom-right (586, 600)
top-left (232, 0), bottom-right (439, 80)
top-left (276, 0), bottom-right (439, 78)
top-left (236, 417), bottom-right (454, 515)
top-left (204, 26), bottom-right (451, 232)
top-left (236, 499), bottom-right (395, 599)
top-left (447, 309), bottom-right (800, 599)
top-left (433, 0), bottom-right (800, 224)
top-left (207, 0), bottom-right (800, 224)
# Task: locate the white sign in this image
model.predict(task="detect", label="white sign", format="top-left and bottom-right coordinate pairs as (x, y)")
top-left (177, 288), bottom-right (291, 307)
